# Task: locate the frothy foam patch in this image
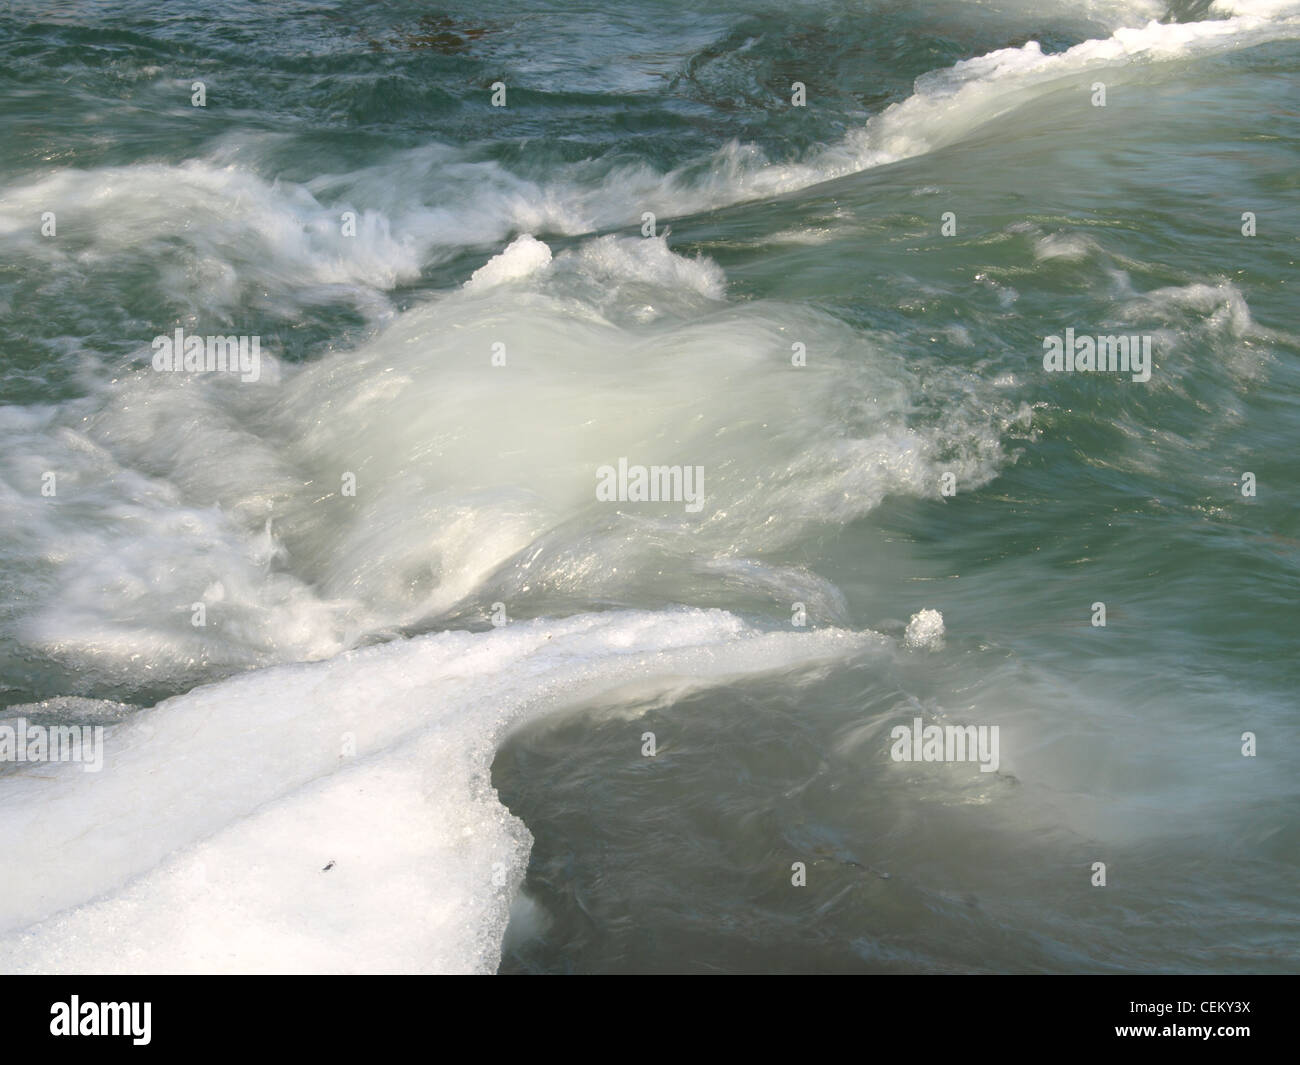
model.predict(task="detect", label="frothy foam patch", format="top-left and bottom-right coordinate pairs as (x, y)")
top-left (565, 234), bottom-right (727, 300)
top-left (0, 162), bottom-right (422, 323)
top-left (0, 610), bottom-right (877, 973)
top-left (465, 234), bottom-right (553, 291)
top-left (0, 238), bottom-right (1018, 691)
top-left (904, 609), bottom-right (946, 650)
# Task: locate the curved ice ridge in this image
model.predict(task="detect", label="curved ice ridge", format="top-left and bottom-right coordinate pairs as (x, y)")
top-left (0, 609), bottom-right (876, 974)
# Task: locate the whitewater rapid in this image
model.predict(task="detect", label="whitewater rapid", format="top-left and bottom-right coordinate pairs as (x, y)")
top-left (1, 0), bottom-right (1296, 973)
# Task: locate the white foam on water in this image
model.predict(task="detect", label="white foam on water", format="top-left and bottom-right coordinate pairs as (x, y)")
top-left (0, 610), bottom-right (878, 973)
top-left (536, 5), bottom-right (1300, 222)
top-left (27, 7), bottom-right (1281, 698)
top-left (0, 161), bottom-right (420, 324)
top-left (805, 12), bottom-right (1300, 187)
top-left (1033, 233), bottom-right (1101, 262)
top-left (904, 609), bottom-right (946, 650)
top-left (1, 6), bottom-right (1293, 335)
top-left (464, 234), bottom-right (553, 291)
top-left (561, 234), bottom-right (727, 305)
top-left (1114, 278), bottom-right (1289, 385)
top-left (0, 233), bottom-right (1019, 692)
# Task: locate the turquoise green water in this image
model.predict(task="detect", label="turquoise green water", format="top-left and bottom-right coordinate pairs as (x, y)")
top-left (0, 0), bottom-right (1297, 973)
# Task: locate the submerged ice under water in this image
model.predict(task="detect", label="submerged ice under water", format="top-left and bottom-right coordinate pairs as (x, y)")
top-left (0, 0), bottom-right (1297, 973)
